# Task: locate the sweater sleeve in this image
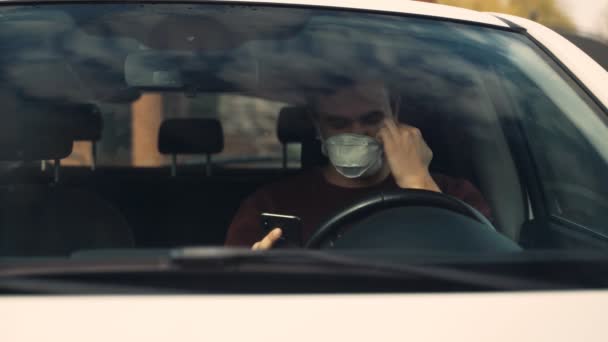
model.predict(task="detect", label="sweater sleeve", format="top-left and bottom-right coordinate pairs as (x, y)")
top-left (434, 175), bottom-right (493, 221)
top-left (224, 189), bottom-right (274, 247)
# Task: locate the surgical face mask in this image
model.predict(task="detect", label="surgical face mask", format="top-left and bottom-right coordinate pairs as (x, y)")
top-left (322, 133), bottom-right (383, 178)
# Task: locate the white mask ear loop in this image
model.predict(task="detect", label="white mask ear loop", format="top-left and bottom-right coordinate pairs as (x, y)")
top-left (391, 93), bottom-right (401, 122)
top-left (314, 123), bottom-right (329, 156)
top-left (314, 123), bottom-right (322, 140)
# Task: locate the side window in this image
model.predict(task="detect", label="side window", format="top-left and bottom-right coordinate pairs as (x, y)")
top-left (505, 68), bottom-right (608, 235)
top-left (62, 94), bottom-right (301, 169)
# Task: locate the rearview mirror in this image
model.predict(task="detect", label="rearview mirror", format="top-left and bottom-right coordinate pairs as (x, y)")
top-left (124, 51), bottom-right (260, 92)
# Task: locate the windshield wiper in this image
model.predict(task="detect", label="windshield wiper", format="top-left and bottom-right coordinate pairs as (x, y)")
top-left (0, 248), bottom-right (586, 294)
top-left (169, 248), bottom-right (570, 291)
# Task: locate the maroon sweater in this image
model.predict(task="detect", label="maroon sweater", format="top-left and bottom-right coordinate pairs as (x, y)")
top-left (225, 169), bottom-right (492, 247)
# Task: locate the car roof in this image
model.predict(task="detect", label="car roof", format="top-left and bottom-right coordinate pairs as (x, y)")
top-left (0, 0), bottom-right (509, 28)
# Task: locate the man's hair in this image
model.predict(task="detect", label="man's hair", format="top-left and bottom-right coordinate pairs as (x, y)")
top-left (306, 80), bottom-right (399, 121)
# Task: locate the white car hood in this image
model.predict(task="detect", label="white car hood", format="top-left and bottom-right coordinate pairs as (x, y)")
top-left (2, 290), bottom-right (607, 341)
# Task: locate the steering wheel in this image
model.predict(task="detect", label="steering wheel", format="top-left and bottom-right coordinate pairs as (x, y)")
top-left (305, 189), bottom-right (495, 249)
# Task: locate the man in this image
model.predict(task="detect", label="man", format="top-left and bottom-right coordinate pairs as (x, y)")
top-left (225, 81), bottom-right (491, 249)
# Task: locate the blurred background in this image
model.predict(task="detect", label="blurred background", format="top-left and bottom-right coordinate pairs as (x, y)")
top-left (423, 0), bottom-right (607, 69)
top-left (435, 0), bottom-right (607, 38)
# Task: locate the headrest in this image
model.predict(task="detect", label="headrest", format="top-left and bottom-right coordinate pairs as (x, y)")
top-left (0, 107), bottom-right (78, 161)
top-left (158, 118), bottom-right (224, 154)
top-left (51, 105), bottom-right (102, 141)
top-left (277, 106), bottom-right (316, 144)
top-left (22, 103), bottom-right (103, 142)
top-left (0, 134), bottom-right (73, 161)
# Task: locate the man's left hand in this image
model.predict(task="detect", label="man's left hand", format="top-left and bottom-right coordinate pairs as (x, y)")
top-left (377, 118), bottom-right (440, 192)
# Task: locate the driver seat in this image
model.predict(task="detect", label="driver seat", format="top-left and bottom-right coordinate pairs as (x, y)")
top-left (277, 106), bottom-right (326, 169)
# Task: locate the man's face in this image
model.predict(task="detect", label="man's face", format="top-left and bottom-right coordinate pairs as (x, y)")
top-left (315, 83), bottom-right (392, 139)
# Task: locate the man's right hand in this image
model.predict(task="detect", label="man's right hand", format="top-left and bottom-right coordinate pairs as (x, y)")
top-left (251, 228), bottom-right (282, 250)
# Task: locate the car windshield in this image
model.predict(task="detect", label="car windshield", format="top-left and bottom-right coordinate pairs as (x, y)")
top-left (1, 2), bottom-right (608, 292)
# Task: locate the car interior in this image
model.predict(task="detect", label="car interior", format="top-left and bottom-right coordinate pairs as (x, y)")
top-left (3, 79), bottom-right (608, 257)
top-left (0, 86), bottom-right (532, 257)
top-left (1, 3), bottom-right (607, 258)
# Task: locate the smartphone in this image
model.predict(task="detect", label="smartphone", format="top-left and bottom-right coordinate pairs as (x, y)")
top-left (260, 212), bottom-right (303, 248)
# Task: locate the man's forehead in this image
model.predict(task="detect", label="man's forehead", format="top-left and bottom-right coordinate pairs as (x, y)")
top-left (315, 82), bottom-right (390, 117)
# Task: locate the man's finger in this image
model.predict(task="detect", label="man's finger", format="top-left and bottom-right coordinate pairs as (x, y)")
top-left (394, 122), bottom-right (422, 137)
top-left (258, 228), bottom-right (282, 250)
top-left (409, 126), bottom-right (422, 137)
top-left (383, 117), bottom-right (400, 138)
top-left (377, 126), bottom-right (396, 145)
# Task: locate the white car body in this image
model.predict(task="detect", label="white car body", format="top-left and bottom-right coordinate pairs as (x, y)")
top-left (3, 291), bottom-right (608, 341)
top-left (1, 1), bottom-right (607, 341)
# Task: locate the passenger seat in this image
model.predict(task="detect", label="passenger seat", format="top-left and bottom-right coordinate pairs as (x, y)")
top-left (0, 111), bottom-right (134, 257)
top-left (154, 118), bottom-right (240, 246)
